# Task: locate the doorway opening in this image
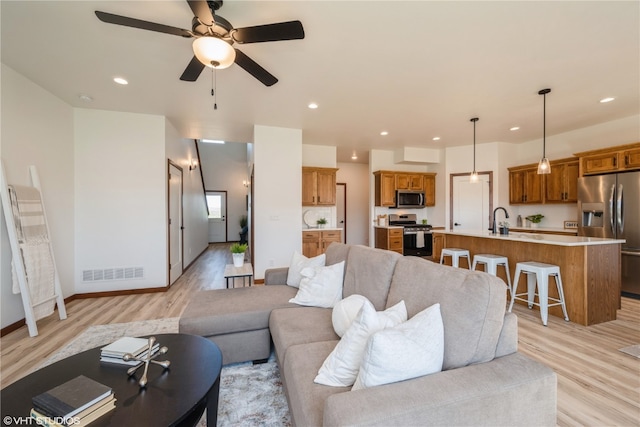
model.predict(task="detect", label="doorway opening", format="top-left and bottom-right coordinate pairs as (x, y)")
top-left (168, 160), bottom-right (183, 286)
top-left (336, 183), bottom-right (347, 243)
top-left (206, 190), bottom-right (227, 243)
top-left (450, 172), bottom-right (493, 231)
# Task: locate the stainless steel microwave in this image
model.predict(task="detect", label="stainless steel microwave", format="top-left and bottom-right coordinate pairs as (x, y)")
top-left (395, 190), bottom-right (425, 208)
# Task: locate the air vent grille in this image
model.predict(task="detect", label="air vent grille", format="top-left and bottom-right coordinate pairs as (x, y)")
top-left (82, 267), bottom-right (144, 282)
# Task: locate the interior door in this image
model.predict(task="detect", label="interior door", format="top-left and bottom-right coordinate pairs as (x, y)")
top-left (207, 191), bottom-right (227, 243)
top-left (168, 162), bottom-right (183, 285)
top-left (451, 173), bottom-right (492, 231)
top-left (336, 183), bottom-right (346, 243)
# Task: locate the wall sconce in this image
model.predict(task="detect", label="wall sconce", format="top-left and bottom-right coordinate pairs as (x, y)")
top-left (243, 180), bottom-right (249, 188)
top-left (189, 160), bottom-right (198, 171)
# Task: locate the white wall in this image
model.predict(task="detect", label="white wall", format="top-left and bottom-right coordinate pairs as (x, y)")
top-left (253, 125), bottom-right (302, 279)
top-left (74, 109), bottom-right (167, 293)
top-left (337, 162), bottom-right (370, 245)
top-left (199, 141), bottom-right (249, 241)
top-left (164, 125), bottom-right (209, 267)
top-left (0, 64), bottom-right (75, 328)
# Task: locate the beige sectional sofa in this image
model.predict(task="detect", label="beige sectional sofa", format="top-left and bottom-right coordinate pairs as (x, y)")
top-left (179, 243), bottom-right (557, 426)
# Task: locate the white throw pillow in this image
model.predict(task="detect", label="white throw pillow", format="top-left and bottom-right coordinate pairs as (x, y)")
top-left (352, 303), bottom-right (444, 390)
top-left (289, 261), bottom-right (345, 308)
top-left (314, 300), bottom-right (407, 387)
top-left (286, 251), bottom-right (326, 288)
top-left (332, 294), bottom-right (370, 337)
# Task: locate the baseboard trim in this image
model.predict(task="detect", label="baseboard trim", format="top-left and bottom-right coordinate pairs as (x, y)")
top-left (0, 287), bottom-right (168, 337)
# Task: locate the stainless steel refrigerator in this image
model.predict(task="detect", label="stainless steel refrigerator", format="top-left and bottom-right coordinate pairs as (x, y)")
top-left (577, 171), bottom-right (640, 298)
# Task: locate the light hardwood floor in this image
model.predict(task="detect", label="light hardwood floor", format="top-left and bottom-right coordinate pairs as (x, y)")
top-left (1, 243), bottom-right (639, 425)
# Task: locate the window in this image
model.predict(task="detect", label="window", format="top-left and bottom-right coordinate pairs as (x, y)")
top-left (206, 194), bottom-right (222, 219)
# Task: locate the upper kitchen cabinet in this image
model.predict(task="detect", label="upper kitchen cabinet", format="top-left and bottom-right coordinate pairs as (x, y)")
top-left (373, 171), bottom-right (437, 207)
top-left (396, 173), bottom-right (423, 191)
top-left (508, 165), bottom-right (543, 204)
top-left (302, 167), bottom-right (338, 206)
top-left (576, 142), bottom-right (640, 176)
top-left (374, 171), bottom-right (397, 207)
top-left (545, 158), bottom-right (579, 203)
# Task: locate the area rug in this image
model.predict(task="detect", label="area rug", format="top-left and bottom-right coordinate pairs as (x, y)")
top-left (618, 344), bottom-right (640, 359)
top-left (39, 318), bottom-right (291, 427)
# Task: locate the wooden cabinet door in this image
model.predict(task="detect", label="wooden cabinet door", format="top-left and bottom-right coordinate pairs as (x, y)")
top-left (583, 153), bottom-right (619, 175)
top-left (316, 170), bottom-right (336, 205)
top-left (564, 161), bottom-right (579, 202)
top-left (321, 230), bottom-right (341, 251)
top-left (302, 169), bottom-right (317, 206)
top-left (423, 174), bottom-right (436, 206)
top-left (545, 166), bottom-right (564, 203)
top-left (509, 170), bottom-right (526, 204)
top-left (409, 174), bottom-right (423, 190)
top-left (524, 169), bottom-right (543, 204)
top-left (375, 173), bottom-right (396, 206)
top-left (432, 233), bottom-right (444, 261)
top-left (622, 148), bottom-right (640, 170)
top-left (302, 231), bottom-right (321, 257)
top-left (395, 174), bottom-right (410, 190)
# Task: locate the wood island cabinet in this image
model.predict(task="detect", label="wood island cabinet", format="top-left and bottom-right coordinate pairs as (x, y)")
top-left (302, 230), bottom-right (342, 257)
top-left (545, 158), bottom-right (579, 203)
top-left (575, 142), bottom-right (640, 176)
top-left (302, 167), bottom-right (338, 206)
top-left (374, 171), bottom-right (437, 207)
top-left (374, 227), bottom-right (403, 254)
top-left (508, 165), bottom-right (543, 204)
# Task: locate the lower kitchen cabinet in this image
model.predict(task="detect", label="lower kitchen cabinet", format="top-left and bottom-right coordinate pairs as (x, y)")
top-left (302, 229), bottom-right (342, 257)
top-left (374, 227), bottom-right (404, 255)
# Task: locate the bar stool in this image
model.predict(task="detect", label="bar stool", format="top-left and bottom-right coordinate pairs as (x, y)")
top-left (471, 254), bottom-right (512, 298)
top-left (440, 248), bottom-right (471, 269)
top-left (508, 261), bottom-right (569, 326)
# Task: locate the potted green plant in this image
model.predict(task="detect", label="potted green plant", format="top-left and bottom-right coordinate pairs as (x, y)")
top-left (230, 243), bottom-right (248, 267)
top-left (525, 214), bottom-right (544, 228)
top-left (317, 218), bottom-right (328, 229)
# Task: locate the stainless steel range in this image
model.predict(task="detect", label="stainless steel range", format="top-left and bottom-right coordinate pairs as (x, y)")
top-left (388, 214), bottom-right (433, 257)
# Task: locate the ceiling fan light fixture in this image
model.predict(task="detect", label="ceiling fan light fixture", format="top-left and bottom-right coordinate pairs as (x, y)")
top-left (193, 37), bottom-right (236, 69)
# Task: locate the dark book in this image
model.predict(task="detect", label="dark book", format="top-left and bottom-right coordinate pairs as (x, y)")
top-left (32, 375), bottom-right (112, 419)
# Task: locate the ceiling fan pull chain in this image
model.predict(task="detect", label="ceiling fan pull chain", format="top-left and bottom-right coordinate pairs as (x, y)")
top-left (210, 66), bottom-right (218, 110)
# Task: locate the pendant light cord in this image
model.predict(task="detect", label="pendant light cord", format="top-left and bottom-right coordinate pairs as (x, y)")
top-left (211, 66), bottom-right (218, 110)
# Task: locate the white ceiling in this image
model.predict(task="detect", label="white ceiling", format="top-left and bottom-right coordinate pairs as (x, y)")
top-left (2, 1), bottom-right (638, 163)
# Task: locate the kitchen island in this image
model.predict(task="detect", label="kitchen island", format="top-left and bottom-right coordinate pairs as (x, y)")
top-left (432, 230), bottom-right (624, 326)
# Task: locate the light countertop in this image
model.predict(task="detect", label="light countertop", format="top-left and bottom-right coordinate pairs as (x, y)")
top-left (303, 227), bottom-right (342, 232)
top-left (433, 229), bottom-right (625, 247)
top-left (509, 226), bottom-right (577, 234)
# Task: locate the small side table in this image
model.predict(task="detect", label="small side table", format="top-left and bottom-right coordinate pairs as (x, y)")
top-left (224, 263), bottom-right (254, 288)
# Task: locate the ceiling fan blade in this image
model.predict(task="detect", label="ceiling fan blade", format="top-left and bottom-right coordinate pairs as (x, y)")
top-left (187, 0), bottom-right (215, 26)
top-left (234, 49), bottom-right (278, 86)
top-left (95, 11), bottom-right (192, 38)
top-left (233, 20), bottom-right (304, 44)
top-left (180, 56), bottom-right (206, 81)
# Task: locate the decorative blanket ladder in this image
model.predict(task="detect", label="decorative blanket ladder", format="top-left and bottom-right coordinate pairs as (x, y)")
top-left (0, 161), bottom-right (67, 337)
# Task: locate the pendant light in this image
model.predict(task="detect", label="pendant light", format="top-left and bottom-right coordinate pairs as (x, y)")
top-left (470, 117), bottom-right (479, 183)
top-left (537, 88), bottom-right (551, 174)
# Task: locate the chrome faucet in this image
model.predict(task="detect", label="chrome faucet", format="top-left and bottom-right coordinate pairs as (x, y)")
top-left (492, 207), bottom-right (510, 234)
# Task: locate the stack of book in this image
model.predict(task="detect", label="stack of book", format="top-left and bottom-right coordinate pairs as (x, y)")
top-left (100, 336), bottom-right (158, 366)
top-left (31, 375), bottom-right (115, 427)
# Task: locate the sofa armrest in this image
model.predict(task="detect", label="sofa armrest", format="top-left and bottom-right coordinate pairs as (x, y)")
top-left (264, 267), bottom-right (289, 286)
top-left (323, 352), bottom-right (556, 426)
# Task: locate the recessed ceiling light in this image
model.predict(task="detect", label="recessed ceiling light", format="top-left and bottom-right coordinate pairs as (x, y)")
top-left (599, 97), bottom-right (615, 103)
top-left (510, 126), bottom-right (520, 131)
top-left (200, 139), bottom-right (225, 144)
top-left (351, 153), bottom-right (358, 160)
top-left (308, 103), bottom-right (318, 109)
top-left (432, 137), bottom-right (440, 141)
top-left (380, 131), bottom-right (388, 136)
top-left (113, 77), bottom-right (128, 85)
top-left (78, 94), bottom-right (93, 102)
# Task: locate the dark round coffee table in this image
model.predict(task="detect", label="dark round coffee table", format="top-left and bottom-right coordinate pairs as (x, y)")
top-left (1, 333), bottom-right (222, 426)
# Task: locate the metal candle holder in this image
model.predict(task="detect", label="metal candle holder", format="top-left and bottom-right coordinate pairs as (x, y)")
top-left (123, 336), bottom-right (170, 388)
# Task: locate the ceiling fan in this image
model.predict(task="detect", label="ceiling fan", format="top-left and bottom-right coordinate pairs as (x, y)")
top-left (95, 0), bottom-right (304, 86)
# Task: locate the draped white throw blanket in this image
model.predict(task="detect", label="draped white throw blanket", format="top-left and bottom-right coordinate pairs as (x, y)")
top-left (8, 185), bottom-right (56, 320)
